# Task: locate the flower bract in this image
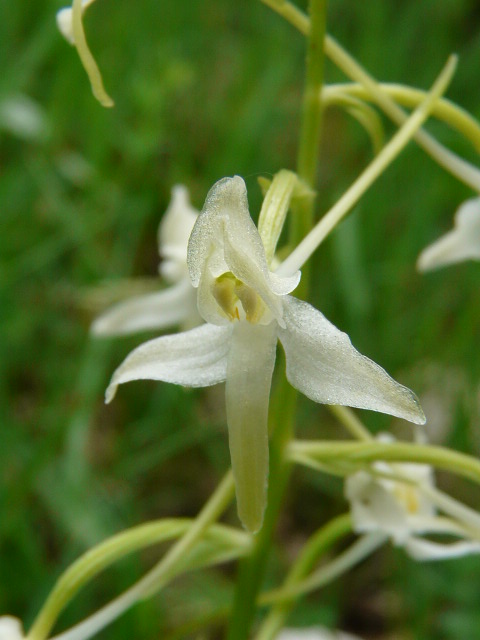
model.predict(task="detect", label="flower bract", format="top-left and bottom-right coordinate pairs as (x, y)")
top-left (106, 176), bottom-right (425, 533)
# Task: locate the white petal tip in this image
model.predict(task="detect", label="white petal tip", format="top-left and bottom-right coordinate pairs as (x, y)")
top-left (56, 8), bottom-right (76, 44)
top-left (0, 617), bottom-right (24, 640)
top-left (105, 384), bottom-right (117, 404)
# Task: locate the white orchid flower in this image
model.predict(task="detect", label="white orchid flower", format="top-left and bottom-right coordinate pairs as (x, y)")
top-left (105, 176), bottom-right (425, 533)
top-left (0, 617), bottom-right (24, 640)
top-left (92, 185), bottom-right (201, 336)
top-left (417, 196), bottom-right (480, 271)
top-left (345, 434), bottom-right (480, 560)
top-left (277, 627), bottom-right (363, 640)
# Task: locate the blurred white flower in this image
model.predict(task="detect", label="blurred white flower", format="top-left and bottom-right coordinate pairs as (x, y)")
top-left (92, 185), bottom-right (200, 336)
top-left (0, 94), bottom-right (48, 141)
top-left (417, 197), bottom-right (480, 271)
top-left (0, 617), bottom-right (24, 640)
top-left (345, 434), bottom-right (480, 560)
top-left (277, 627), bottom-right (363, 640)
top-left (106, 176), bottom-right (425, 533)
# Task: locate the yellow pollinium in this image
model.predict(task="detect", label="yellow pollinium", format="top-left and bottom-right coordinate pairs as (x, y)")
top-left (213, 273), bottom-right (265, 324)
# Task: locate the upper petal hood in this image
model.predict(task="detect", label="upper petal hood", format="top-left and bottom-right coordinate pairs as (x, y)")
top-left (105, 323), bottom-right (232, 402)
top-left (278, 296), bottom-right (425, 424)
top-left (187, 176), bottom-right (300, 325)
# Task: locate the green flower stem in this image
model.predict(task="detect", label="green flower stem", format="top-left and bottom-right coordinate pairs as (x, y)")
top-left (323, 83), bottom-right (480, 151)
top-left (226, 372), bottom-right (298, 640)
top-left (260, 532), bottom-right (385, 605)
top-left (289, 441), bottom-right (480, 485)
top-left (296, 0), bottom-right (327, 187)
top-left (27, 516), bottom-right (245, 640)
top-left (71, 0), bottom-right (114, 107)
top-left (31, 472), bottom-right (235, 640)
top-left (290, 0), bottom-right (327, 300)
top-left (254, 514), bottom-right (352, 640)
top-left (327, 405), bottom-right (373, 441)
top-left (260, 0), bottom-right (480, 191)
top-left (277, 54), bottom-right (457, 275)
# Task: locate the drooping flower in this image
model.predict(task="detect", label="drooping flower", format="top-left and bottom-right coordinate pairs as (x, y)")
top-left (106, 176), bottom-right (425, 533)
top-left (0, 617), bottom-right (24, 640)
top-left (417, 196), bottom-right (480, 271)
top-left (345, 434), bottom-right (480, 560)
top-left (92, 185), bottom-right (201, 336)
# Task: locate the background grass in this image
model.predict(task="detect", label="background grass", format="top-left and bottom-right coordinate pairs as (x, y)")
top-left (1, 0), bottom-right (480, 638)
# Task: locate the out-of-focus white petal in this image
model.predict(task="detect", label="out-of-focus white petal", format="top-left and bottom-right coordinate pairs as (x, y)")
top-left (188, 176), bottom-right (299, 326)
top-left (56, 0), bottom-right (95, 44)
top-left (91, 279), bottom-right (198, 336)
top-left (0, 95), bottom-right (48, 141)
top-left (0, 618), bottom-right (24, 640)
top-left (158, 185), bottom-right (198, 282)
top-left (345, 471), bottom-right (413, 543)
top-left (417, 197), bottom-right (480, 271)
top-left (225, 321), bottom-right (277, 533)
top-left (278, 297), bottom-right (425, 424)
top-left (277, 627), bottom-right (364, 640)
top-left (405, 536), bottom-right (480, 561)
top-left (105, 323), bottom-right (231, 402)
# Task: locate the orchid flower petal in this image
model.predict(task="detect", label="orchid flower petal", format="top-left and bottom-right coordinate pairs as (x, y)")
top-left (278, 297), bottom-right (425, 424)
top-left (417, 197), bottom-right (480, 271)
top-left (91, 279), bottom-right (198, 336)
top-left (105, 323), bottom-right (231, 402)
top-left (188, 176), bottom-right (299, 325)
top-left (405, 536), bottom-right (480, 561)
top-left (158, 185), bottom-right (198, 281)
top-left (345, 471), bottom-right (413, 543)
top-left (225, 321), bottom-right (277, 532)
top-left (0, 618), bottom-right (24, 640)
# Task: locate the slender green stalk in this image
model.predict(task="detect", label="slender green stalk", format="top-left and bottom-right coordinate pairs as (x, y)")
top-left (260, 532), bottom-right (385, 605)
top-left (35, 472), bottom-right (235, 640)
top-left (327, 405), bottom-right (373, 441)
top-left (290, 0), bottom-right (327, 299)
top-left (261, 0), bottom-right (480, 191)
top-left (71, 0), bottom-right (114, 107)
top-left (277, 54), bottom-right (457, 275)
top-left (289, 441), bottom-right (480, 485)
top-left (26, 517), bottom-right (245, 640)
top-left (323, 83), bottom-right (480, 151)
top-left (255, 514), bottom-right (352, 640)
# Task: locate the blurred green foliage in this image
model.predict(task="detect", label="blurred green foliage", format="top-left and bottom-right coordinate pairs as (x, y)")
top-left (1, 0), bottom-right (480, 638)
